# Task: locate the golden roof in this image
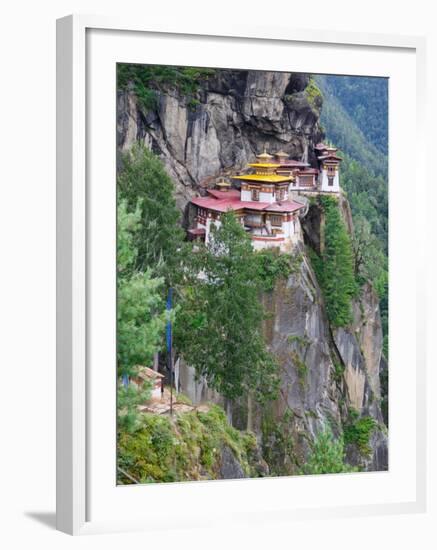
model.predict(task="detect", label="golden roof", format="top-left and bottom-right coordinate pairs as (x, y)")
top-left (232, 174), bottom-right (293, 183)
top-left (216, 177), bottom-right (231, 188)
top-left (256, 146), bottom-right (273, 161)
top-left (248, 162), bottom-right (281, 169)
top-left (275, 150), bottom-right (289, 158)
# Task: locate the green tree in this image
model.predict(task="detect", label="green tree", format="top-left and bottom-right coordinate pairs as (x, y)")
top-left (117, 271), bottom-right (166, 378)
top-left (175, 212), bottom-right (279, 403)
top-left (117, 200), bottom-right (167, 433)
top-left (117, 199), bottom-right (166, 378)
top-left (117, 143), bottom-right (185, 284)
top-left (352, 216), bottom-right (387, 292)
top-left (301, 426), bottom-right (357, 475)
top-left (311, 196), bottom-right (357, 327)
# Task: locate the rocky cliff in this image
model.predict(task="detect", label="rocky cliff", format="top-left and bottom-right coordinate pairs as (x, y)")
top-left (117, 69), bottom-right (388, 473)
top-left (117, 70), bottom-right (323, 211)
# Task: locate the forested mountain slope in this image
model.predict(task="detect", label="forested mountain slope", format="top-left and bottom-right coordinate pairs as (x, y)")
top-left (315, 75), bottom-right (388, 178)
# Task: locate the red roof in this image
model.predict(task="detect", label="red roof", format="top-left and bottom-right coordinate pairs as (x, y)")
top-left (191, 196), bottom-right (269, 212)
top-left (264, 200), bottom-right (305, 213)
top-left (207, 189), bottom-right (240, 200)
top-left (191, 194), bottom-right (305, 214)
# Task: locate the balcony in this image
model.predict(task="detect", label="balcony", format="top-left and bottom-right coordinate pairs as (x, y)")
top-left (244, 218), bottom-right (263, 228)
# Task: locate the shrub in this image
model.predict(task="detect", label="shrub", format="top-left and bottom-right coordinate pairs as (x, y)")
top-left (343, 409), bottom-right (377, 455)
top-left (255, 249), bottom-right (299, 291)
top-left (300, 426), bottom-right (358, 475)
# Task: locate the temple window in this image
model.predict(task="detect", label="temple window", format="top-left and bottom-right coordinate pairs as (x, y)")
top-left (270, 215), bottom-right (283, 227)
top-left (299, 175), bottom-right (314, 187)
top-left (276, 188), bottom-right (285, 201)
top-left (251, 188), bottom-right (260, 201)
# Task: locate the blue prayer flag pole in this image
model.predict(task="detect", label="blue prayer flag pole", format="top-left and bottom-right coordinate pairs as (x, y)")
top-left (166, 288), bottom-right (173, 415)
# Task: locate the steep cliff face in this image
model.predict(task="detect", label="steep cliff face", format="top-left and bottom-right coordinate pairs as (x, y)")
top-left (253, 244), bottom-right (387, 474)
top-left (117, 69), bottom-right (387, 473)
top-left (117, 70), bottom-right (323, 210)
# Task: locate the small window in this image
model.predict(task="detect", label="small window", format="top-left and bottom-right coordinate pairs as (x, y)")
top-left (270, 215), bottom-right (283, 227)
top-left (276, 188), bottom-right (285, 201)
top-left (328, 176), bottom-right (334, 186)
top-left (251, 188), bottom-right (260, 201)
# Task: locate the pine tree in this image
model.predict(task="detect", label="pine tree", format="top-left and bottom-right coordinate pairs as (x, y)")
top-left (312, 196), bottom-right (357, 327)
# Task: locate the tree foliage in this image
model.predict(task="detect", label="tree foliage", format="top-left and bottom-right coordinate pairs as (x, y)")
top-left (317, 75), bottom-right (388, 156)
top-left (341, 155), bottom-right (388, 252)
top-left (352, 217), bottom-right (387, 293)
top-left (316, 75), bottom-right (388, 178)
top-left (117, 143), bottom-right (185, 284)
top-left (310, 196), bottom-right (357, 327)
top-left (117, 382), bottom-right (152, 434)
top-left (117, 200), bottom-right (166, 378)
top-left (117, 199), bottom-right (167, 433)
top-left (175, 212), bottom-right (280, 403)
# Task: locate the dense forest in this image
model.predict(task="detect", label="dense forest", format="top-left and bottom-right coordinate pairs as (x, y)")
top-left (317, 75), bottom-right (388, 157)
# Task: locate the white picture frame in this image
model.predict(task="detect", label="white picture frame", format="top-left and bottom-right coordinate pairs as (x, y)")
top-left (56, 14), bottom-right (427, 535)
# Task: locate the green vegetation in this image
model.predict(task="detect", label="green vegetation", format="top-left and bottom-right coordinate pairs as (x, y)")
top-left (341, 155), bottom-right (388, 253)
top-left (117, 144), bottom-right (186, 285)
top-left (300, 426), bottom-right (358, 475)
top-left (117, 199), bottom-right (166, 378)
top-left (261, 408), bottom-right (297, 476)
top-left (287, 335), bottom-right (310, 388)
top-left (316, 75), bottom-right (389, 375)
top-left (291, 351), bottom-right (308, 388)
top-left (305, 77), bottom-right (323, 111)
top-left (332, 360), bottom-right (345, 383)
top-left (117, 382), bottom-right (152, 433)
top-left (117, 64), bottom-right (215, 111)
top-left (309, 196), bottom-right (357, 327)
top-left (116, 198), bottom-right (167, 432)
top-left (317, 75), bottom-right (388, 157)
top-left (343, 409), bottom-right (378, 456)
top-left (175, 212), bottom-right (280, 404)
top-left (255, 248), bottom-right (299, 291)
top-left (315, 75), bottom-right (387, 178)
top-left (341, 155), bottom-right (389, 360)
top-left (117, 405), bottom-right (263, 483)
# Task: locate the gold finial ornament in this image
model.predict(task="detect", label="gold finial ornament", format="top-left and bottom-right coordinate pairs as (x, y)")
top-left (216, 177), bottom-right (231, 190)
top-left (256, 144), bottom-right (273, 161)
